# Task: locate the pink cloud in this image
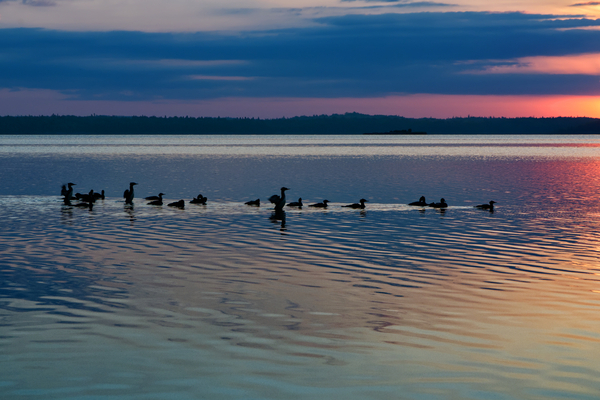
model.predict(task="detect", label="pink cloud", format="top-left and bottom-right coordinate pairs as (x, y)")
top-left (465, 53), bottom-right (600, 75)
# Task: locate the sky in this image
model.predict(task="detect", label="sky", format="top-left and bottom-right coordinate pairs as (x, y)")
top-left (1, 0), bottom-right (600, 118)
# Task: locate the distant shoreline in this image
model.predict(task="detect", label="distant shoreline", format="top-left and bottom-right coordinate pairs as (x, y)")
top-left (1, 113), bottom-right (599, 135)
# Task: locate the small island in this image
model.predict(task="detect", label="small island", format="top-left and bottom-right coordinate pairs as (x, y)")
top-left (364, 129), bottom-right (426, 135)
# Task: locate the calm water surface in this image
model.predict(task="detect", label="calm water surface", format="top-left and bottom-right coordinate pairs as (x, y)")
top-left (2, 135), bottom-right (600, 399)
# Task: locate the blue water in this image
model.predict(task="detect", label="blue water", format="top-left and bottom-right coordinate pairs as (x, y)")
top-left (2, 135), bottom-right (600, 399)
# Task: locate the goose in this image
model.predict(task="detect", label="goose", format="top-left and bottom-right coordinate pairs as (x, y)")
top-left (429, 198), bottom-right (448, 208)
top-left (190, 194), bottom-right (207, 205)
top-left (168, 200), bottom-right (185, 209)
top-left (475, 200), bottom-right (496, 211)
top-left (124, 182), bottom-right (137, 205)
top-left (269, 187), bottom-right (289, 211)
top-left (408, 196), bottom-right (427, 206)
top-left (342, 199), bottom-right (368, 209)
top-left (245, 198), bottom-right (260, 206)
top-left (309, 200), bottom-right (329, 208)
top-left (287, 198), bottom-right (303, 207)
top-left (148, 193), bottom-right (164, 206)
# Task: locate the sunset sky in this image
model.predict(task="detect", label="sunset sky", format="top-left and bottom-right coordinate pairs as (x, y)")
top-left (1, 0), bottom-right (600, 118)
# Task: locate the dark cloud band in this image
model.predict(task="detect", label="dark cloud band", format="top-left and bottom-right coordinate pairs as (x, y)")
top-left (1, 11), bottom-right (599, 101)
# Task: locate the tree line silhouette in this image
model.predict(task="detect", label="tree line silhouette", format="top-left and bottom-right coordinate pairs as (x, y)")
top-left (1, 113), bottom-right (598, 134)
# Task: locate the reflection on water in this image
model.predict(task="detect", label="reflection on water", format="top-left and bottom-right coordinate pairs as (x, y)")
top-left (2, 135), bottom-right (600, 399)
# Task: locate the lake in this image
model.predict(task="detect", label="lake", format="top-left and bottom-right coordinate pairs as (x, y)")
top-left (2, 134), bottom-right (600, 399)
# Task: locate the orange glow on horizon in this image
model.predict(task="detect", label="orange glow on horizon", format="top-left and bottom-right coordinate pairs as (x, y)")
top-left (0, 89), bottom-right (599, 119)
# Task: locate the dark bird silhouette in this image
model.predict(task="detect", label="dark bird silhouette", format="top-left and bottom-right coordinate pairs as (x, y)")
top-left (408, 196), bottom-right (427, 206)
top-left (309, 200), bottom-right (329, 208)
top-left (63, 182), bottom-right (76, 205)
top-left (148, 193), bottom-right (164, 206)
top-left (123, 182), bottom-right (137, 205)
top-left (429, 198), bottom-right (448, 208)
top-left (475, 200), bottom-right (496, 211)
top-left (190, 194), bottom-right (207, 205)
top-left (168, 200), bottom-right (185, 209)
top-left (93, 190), bottom-right (105, 200)
top-left (73, 200), bottom-right (93, 210)
top-left (245, 198), bottom-right (260, 206)
top-left (269, 187), bottom-right (289, 211)
top-left (76, 189), bottom-right (96, 203)
top-left (342, 199), bottom-right (368, 209)
top-left (145, 193), bottom-right (163, 201)
top-left (287, 198), bottom-right (303, 207)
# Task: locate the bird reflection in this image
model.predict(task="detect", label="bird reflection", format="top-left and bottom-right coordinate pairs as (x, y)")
top-left (269, 210), bottom-right (286, 231)
top-left (124, 206), bottom-right (136, 223)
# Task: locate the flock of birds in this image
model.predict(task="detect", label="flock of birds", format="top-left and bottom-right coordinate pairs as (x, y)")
top-left (61, 183), bottom-right (497, 212)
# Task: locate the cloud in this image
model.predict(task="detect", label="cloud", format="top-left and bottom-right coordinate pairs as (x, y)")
top-left (0, 0), bottom-right (56, 5)
top-left (340, 0), bottom-right (454, 6)
top-left (1, 11), bottom-right (600, 103)
top-left (462, 53), bottom-right (600, 75)
top-left (570, 2), bottom-right (600, 6)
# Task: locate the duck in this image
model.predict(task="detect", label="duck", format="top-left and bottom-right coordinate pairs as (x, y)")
top-left (168, 199), bottom-right (185, 209)
top-left (245, 198), bottom-right (260, 206)
top-left (269, 187), bottom-right (289, 211)
top-left (287, 198), bottom-right (303, 207)
top-left (342, 199), bottom-right (368, 209)
top-left (145, 193), bottom-right (163, 201)
top-left (93, 190), bottom-right (105, 200)
top-left (148, 193), bottom-right (164, 206)
top-left (429, 198), bottom-right (448, 208)
top-left (309, 200), bottom-right (329, 208)
top-left (76, 189), bottom-right (96, 203)
top-left (73, 200), bottom-right (93, 210)
top-left (475, 200), bottom-right (496, 211)
top-left (124, 182), bottom-right (137, 205)
top-left (190, 194), bottom-right (207, 205)
top-left (408, 196), bottom-right (427, 206)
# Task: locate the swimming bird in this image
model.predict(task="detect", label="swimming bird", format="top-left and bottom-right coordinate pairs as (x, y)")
top-left (123, 182), bottom-right (137, 205)
top-left (148, 193), bottom-right (164, 206)
top-left (245, 198), bottom-right (260, 206)
top-left (408, 196), bottom-right (427, 206)
top-left (342, 199), bottom-right (368, 209)
top-left (73, 200), bottom-right (93, 210)
top-left (93, 190), bottom-right (105, 200)
top-left (475, 200), bottom-right (496, 211)
top-left (168, 199), bottom-right (185, 209)
top-left (287, 198), bottom-right (303, 207)
top-left (76, 189), bottom-right (96, 203)
top-left (429, 198), bottom-right (448, 208)
top-left (269, 187), bottom-right (289, 211)
top-left (309, 200), bottom-right (329, 208)
top-left (190, 194), bottom-right (207, 205)
top-left (145, 193), bottom-right (163, 201)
